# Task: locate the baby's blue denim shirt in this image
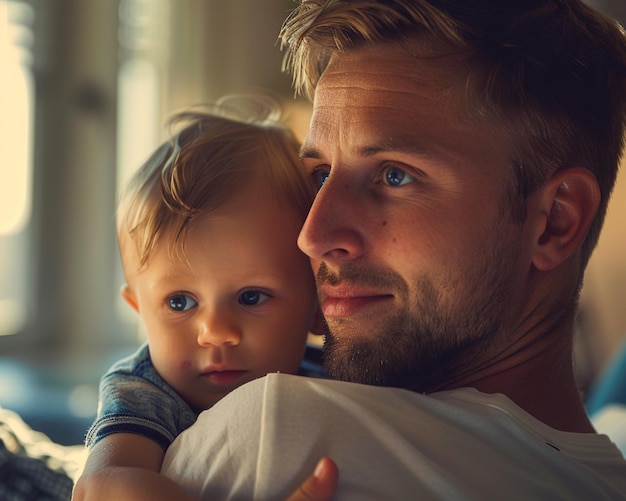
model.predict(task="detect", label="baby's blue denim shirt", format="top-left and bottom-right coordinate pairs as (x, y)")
top-left (85, 343), bottom-right (197, 451)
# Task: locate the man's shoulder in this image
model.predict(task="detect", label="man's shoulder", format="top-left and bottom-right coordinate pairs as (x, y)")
top-left (222, 373), bottom-right (427, 407)
top-left (222, 373), bottom-right (477, 411)
top-left (165, 375), bottom-right (626, 500)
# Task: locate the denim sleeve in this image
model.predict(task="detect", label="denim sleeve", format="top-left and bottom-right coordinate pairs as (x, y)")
top-left (84, 344), bottom-right (198, 451)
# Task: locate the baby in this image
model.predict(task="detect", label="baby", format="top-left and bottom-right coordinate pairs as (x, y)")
top-left (73, 96), bottom-right (319, 500)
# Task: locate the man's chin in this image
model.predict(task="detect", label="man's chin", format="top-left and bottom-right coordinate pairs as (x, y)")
top-left (322, 336), bottom-right (393, 386)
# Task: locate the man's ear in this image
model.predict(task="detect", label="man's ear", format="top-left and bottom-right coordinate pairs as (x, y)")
top-left (121, 284), bottom-right (139, 312)
top-left (531, 167), bottom-right (600, 271)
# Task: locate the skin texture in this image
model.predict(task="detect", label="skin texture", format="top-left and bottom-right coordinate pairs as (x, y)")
top-left (73, 177), bottom-right (318, 501)
top-left (298, 40), bottom-right (599, 434)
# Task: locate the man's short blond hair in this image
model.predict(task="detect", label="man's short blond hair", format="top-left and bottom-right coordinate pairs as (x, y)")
top-left (280, 0), bottom-right (626, 270)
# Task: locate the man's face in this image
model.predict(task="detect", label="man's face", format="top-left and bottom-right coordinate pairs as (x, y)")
top-left (298, 41), bottom-right (534, 392)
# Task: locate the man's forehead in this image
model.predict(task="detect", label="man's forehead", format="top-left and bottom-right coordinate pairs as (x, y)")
top-left (306, 80), bottom-right (458, 157)
top-left (316, 46), bottom-right (461, 120)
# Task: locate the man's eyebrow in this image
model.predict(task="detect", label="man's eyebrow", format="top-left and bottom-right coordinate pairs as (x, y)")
top-left (299, 145), bottom-right (322, 160)
top-left (299, 137), bottom-right (437, 160)
top-left (359, 137), bottom-right (437, 157)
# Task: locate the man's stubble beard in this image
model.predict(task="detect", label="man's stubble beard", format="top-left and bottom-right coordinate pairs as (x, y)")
top-left (319, 227), bottom-right (523, 393)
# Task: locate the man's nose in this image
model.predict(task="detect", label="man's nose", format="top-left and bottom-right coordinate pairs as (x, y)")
top-left (297, 172), bottom-right (366, 263)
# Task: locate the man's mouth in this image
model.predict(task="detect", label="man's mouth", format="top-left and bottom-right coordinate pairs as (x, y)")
top-left (320, 286), bottom-right (393, 318)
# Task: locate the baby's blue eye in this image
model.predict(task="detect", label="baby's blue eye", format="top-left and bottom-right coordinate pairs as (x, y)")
top-left (238, 290), bottom-right (271, 306)
top-left (168, 294), bottom-right (198, 312)
top-left (384, 166), bottom-right (412, 186)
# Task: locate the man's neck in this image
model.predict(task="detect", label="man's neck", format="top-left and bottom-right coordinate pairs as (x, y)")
top-left (440, 328), bottom-right (594, 433)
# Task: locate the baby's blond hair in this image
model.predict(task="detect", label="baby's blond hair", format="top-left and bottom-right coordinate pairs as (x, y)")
top-left (117, 95), bottom-right (314, 273)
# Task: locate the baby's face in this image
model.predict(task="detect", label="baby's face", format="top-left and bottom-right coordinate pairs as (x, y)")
top-left (126, 181), bottom-right (317, 411)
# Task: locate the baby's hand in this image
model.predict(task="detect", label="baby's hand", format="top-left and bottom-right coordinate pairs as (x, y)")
top-left (287, 457), bottom-right (338, 501)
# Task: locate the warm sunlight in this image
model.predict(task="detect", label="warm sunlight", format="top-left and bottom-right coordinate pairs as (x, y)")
top-left (0, 1), bottom-right (33, 236)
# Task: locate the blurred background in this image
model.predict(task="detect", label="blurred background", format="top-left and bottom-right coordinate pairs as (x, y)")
top-left (0, 0), bottom-right (625, 446)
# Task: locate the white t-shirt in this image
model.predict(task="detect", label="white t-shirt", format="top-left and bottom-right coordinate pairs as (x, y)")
top-left (162, 373), bottom-right (626, 500)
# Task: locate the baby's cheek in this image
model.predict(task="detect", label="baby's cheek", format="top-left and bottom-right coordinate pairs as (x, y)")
top-left (179, 359), bottom-right (194, 372)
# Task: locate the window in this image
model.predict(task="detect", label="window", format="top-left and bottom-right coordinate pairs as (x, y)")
top-left (115, 0), bottom-right (167, 333)
top-left (0, 0), bottom-right (34, 337)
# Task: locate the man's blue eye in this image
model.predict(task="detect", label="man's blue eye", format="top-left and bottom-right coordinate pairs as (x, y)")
top-left (385, 166), bottom-right (410, 186)
top-left (168, 294), bottom-right (198, 312)
top-left (238, 290), bottom-right (270, 306)
top-left (311, 169), bottom-right (330, 191)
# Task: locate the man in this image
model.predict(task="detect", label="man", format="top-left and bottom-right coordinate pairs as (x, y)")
top-left (162, 1), bottom-right (626, 499)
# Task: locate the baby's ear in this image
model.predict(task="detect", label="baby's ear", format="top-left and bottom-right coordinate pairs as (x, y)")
top-left (531, 167), bottom-right (600, 271)
top-left (120, 284), bottom-right (139, 312)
